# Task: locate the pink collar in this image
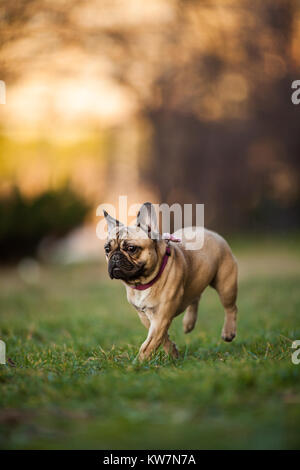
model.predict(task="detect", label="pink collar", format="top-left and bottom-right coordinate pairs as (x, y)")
top-left (129, 234), bottom-right (181, 291)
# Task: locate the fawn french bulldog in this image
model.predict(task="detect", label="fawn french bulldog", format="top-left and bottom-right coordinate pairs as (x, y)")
top-left (104, 202), bottom-right (238, 361)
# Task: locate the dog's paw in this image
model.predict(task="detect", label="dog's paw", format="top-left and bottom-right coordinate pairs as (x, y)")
top-left (221, 331), bottom-right (236, 342)
top-left (183, 322), bottom-right (195, 334)
top-left (170, 343), bottom-right (180, 359)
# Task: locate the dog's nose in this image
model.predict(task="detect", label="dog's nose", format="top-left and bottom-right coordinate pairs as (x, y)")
top-left (111, 252), bottom-right (122, 266)
top-left (108, 254), bottom-right (123, 278)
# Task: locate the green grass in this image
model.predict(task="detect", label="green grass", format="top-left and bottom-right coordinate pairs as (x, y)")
top-left (0, 240), bottom-right (300, 449)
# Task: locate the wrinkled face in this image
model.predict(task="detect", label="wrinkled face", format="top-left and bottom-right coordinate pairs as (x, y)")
top-left (105, 226), bottom-right (159, 282)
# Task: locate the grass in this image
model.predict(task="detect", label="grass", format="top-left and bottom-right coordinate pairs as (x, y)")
top-left (0, 237), bottom-right (300, 449)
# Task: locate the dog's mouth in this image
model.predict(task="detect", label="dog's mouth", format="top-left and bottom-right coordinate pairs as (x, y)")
top-left (110, 267), bottom-right (124, 280)
top-left (108, 253), bottom-right (145, 281)
top-left (109, 265), bottom-right (145, 281)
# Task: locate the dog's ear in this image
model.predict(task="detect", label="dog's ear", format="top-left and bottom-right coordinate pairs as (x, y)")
top-left (136, 202), bottom-right (159, 239)
top-left (103, 210), bottom-right (123, 234)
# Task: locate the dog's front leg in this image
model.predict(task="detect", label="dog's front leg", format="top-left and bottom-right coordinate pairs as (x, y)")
top-left (162, 333), bottom-right (179, 359)
top-left (137, 310), bottom-right (178, 360)
top-left (138, 315), bottom-right (172, 361)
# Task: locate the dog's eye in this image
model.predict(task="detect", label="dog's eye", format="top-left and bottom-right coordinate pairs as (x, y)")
top-left (127, 245), bottom-right (137, 254)
top-left (104, 245), bottom-right (110, 254)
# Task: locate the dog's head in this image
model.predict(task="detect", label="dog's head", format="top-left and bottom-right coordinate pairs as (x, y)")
top-left (103, 202), bottom-right (163, 284)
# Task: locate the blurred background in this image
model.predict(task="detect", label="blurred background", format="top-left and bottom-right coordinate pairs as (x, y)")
top-left (0, 0), bottom-right (300, 264)
top-left (1, 1), bottom-right (300, 451)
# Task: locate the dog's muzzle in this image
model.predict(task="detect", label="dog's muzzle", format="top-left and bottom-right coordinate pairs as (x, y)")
top-left (108, 252), bottom-right (135, 280)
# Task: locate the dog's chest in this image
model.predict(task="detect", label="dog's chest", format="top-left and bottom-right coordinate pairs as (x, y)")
top-left (126, 288), bottom-right (154, 313)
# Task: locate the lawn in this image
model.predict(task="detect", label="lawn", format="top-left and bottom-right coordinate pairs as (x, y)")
top-left (0, 236), bottom-right (300, 449)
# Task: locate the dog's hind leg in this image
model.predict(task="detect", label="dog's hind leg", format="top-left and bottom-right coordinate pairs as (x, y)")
top-left (213, 258), bottom-right (238, 342)
top-left (183, 298), bottom-right (200, 334)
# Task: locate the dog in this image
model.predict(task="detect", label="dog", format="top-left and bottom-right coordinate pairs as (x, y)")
top-left (103, 202), bottom-right (238, 361)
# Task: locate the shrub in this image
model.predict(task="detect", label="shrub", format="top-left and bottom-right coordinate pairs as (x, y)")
top-left (0, 186), bottom-right (90, 262)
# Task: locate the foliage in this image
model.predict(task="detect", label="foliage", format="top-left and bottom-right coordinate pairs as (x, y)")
top-left (0, 187), bottom-right (90, 262)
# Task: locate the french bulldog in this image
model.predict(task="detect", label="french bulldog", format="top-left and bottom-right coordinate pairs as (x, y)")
top-left (103, 202), bottom-right (238, 361)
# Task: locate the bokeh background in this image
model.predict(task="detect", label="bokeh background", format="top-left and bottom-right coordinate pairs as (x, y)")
top-left (0, 0), bottom-right (300, 262)
top-left (1, 0), bottom-right (300, 451)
